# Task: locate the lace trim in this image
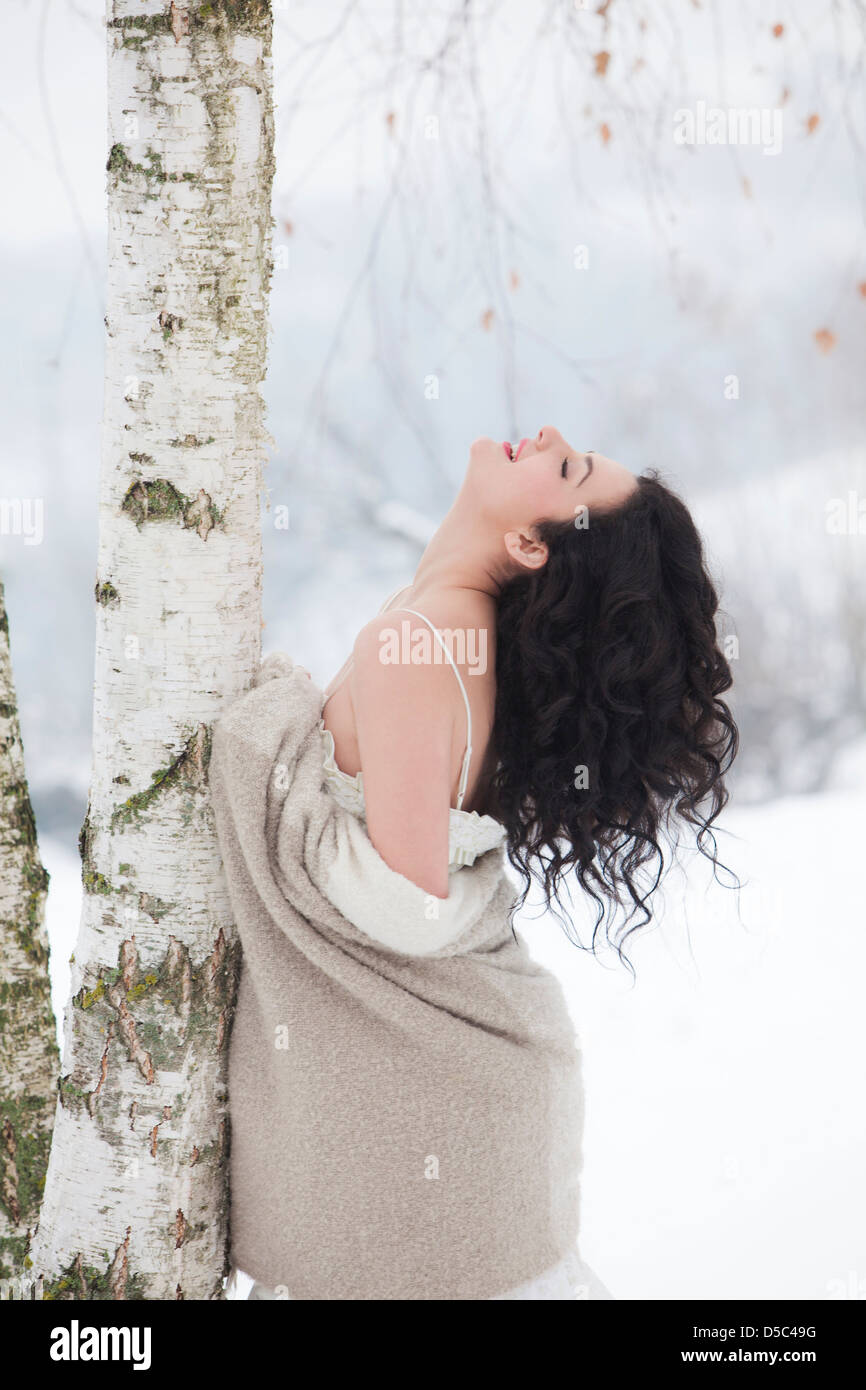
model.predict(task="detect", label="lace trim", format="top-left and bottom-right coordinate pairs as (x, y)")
top-left (318, 719), bottom-right (506, 870)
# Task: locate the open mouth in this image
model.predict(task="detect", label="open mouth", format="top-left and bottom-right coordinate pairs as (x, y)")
top-left (503, 438), bottom-right (529, 461)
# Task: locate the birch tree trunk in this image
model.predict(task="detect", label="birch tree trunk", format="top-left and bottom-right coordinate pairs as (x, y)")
top-left (0, 578), bottom-right (58, 1293)
top-left (30, 0), bottom-right (274, 1300)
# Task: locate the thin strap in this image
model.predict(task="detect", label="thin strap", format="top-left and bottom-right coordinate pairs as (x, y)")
top-left (399, 608), bottom-right (473, 812)
top-left (378, 583), bottom-right (412, 616)
top-left (323, 587), bottom-right (474, 811)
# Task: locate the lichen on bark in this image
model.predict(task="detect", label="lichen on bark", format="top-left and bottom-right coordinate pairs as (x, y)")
top-left (120, 479), bottom-right (223, 538)
top-left (95, 580), bottom-right (120, 607)
top-left (109, 725), bottom-right (211, 831)
top-left (65, 929), bottom-right (240, 1109)
top-left (0, 577), bottom-right (58, 1280)
top-left (41, 1232), bottom-right (148, 1301)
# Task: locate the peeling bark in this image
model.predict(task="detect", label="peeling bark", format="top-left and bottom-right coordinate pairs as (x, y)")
top-left (29, 0), bottom-right (274, 1300)
top-left (0, 577), bottom-right (59, 1283)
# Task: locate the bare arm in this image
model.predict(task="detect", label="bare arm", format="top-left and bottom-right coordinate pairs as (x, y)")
top-left (349, 614), bottom-right (457, 899)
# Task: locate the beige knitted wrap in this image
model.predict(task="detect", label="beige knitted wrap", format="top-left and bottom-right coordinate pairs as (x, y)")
top-left (208, 652), bottom-right (586, 1300)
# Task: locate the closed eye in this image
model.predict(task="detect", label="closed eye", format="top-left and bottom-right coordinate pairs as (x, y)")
top-left (563, 453), bottom-right (594, 483)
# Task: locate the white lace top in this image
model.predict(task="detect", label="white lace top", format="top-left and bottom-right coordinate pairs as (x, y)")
top-left (319, 586), bottom-right (507, 873)
top-left (319, 720), bottom-right (506, 872)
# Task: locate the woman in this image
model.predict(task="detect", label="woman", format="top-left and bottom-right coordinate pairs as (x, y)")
top-left (211, 425), bottom-right (738, 1301)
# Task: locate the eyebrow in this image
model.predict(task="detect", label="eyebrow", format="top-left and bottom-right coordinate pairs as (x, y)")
top-left (575, 452), bottom-right (594, 487)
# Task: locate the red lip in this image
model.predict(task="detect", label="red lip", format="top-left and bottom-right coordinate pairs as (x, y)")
top-left (503, 438), bottom-right (530, 460)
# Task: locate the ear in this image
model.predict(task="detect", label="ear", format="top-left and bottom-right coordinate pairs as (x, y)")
top-left (503, 526), bottom-right (548, 572)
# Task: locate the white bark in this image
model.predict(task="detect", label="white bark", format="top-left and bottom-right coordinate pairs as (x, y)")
top-left (0, 578), bottom-right (58, 1290)
top-left (30, 0), bottom-right (274, 1300)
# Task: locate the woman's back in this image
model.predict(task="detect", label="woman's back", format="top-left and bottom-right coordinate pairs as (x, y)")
top-left (321, 583), bottom-right (500, 819)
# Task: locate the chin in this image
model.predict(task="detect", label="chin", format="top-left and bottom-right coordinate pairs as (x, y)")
top-left (468, 435), bottom-right (501, 461)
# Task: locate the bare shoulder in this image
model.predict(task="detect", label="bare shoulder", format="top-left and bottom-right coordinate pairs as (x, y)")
top-left (352, 590), bottom-right (497, 735)
top-left (351, 609), bottom-right (457, 707)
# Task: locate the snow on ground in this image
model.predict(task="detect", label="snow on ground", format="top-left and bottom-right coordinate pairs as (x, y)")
top-left (40, 777), bottom-right (865, 1300)
top-left (518, 780), bottom-right (866, 1300)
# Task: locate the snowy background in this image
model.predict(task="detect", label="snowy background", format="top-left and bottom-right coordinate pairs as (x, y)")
top-left (2, 0), bottom-right (865, 1298)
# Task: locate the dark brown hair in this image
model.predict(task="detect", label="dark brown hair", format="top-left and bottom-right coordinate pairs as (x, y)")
top-left (488, 470), bottom-right (740, 969)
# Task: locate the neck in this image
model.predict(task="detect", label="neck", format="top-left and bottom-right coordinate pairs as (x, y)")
top-left (410, 499), bottom-right (511, 605)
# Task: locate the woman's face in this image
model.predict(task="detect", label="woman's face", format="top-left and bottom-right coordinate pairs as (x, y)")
top-left (465, 425), bottom-right (638, 527)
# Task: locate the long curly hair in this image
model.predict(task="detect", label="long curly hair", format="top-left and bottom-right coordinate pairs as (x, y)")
top-left (487, 469), bottom-right (739, 964)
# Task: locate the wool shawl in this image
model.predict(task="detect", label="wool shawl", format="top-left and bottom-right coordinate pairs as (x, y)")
top-left (208, 652), bottom-right (586, 1300)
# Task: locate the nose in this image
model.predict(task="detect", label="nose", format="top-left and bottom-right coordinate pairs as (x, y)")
top-left (535, 426), bottom-right (559, 451)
